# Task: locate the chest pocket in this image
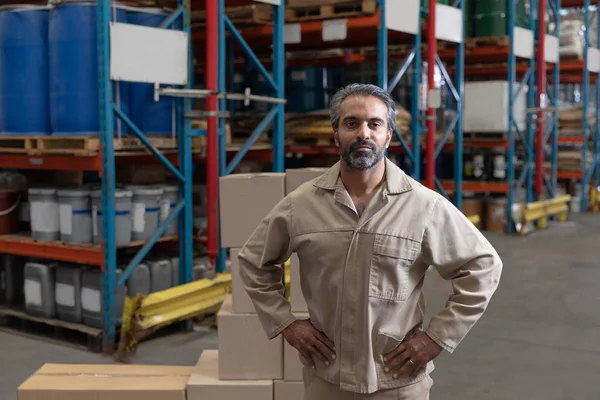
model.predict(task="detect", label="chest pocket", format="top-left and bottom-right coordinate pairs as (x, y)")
top-left (369, 234), bottom-right (421, 302)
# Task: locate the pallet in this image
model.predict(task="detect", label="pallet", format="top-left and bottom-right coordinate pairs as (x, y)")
top-left (465, 36), bottom-right (510, 49)
top-left (0, 135), bottom-right (204, 156)
top-left (191, 4), bottom-right (272, 27)
top-left (286, 0), bottom-right (376, 22)
top-left (0, 306), bottom-right (103, 352)
top-left (463, 132), bottom-right (507, 141)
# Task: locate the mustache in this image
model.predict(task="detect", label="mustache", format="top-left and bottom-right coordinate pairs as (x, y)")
top-left (349, 139), bottom-right (376, 151)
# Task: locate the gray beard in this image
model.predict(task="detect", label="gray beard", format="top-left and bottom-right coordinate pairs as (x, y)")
top-left (341, 147), bottom-right (385, 170)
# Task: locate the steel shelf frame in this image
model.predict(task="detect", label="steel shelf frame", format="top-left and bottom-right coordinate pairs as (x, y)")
top-left (539, 0), bottom-right (561, 203)
top-left (504, 0), bottom-right (537, 233)
top-left (379, 0), bottom-right (465, 209)
top-left (579, 0), bottom-right (600, 210)
top-left (208, 0), bottom-right (286, 273)
top-left (96, 0), bottom-right (194, 349)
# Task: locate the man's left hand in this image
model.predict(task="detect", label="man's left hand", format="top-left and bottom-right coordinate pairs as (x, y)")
top-left (382, 331), bottom-right (443, 380)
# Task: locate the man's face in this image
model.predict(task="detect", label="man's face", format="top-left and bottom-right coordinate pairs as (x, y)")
top-left (334, 95), bottom-right (392, 171)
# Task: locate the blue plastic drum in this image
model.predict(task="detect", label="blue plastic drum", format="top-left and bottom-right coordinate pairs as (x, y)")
top-left (49, 3), bottom-right (130, 136)
top-left (127, 8), bottom-right (174, 136)
top-left (0, 6), bottom-right (51, 136)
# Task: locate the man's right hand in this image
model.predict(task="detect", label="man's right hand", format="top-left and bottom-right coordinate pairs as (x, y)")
top-left (282, 319), bottom-right (336, 368)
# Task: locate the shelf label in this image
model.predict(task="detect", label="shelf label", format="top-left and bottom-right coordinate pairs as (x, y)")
top-left (322, 19), bottom-right (347, 42)
top-left (435, 4), bottom-right (463, 43)
top-left (284, 23), bottom-right (301, 44)
top-left (28, 158), bottom-right (43, 166)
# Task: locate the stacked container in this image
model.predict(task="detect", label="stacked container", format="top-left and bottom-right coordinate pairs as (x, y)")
top-left (55, 264), bottom-right (84, 323)
top-left (57, 188), bottom-right (93, 245)
top-left (91, 188), bottom-right (133, 246)
top-left (24, 260), bottom-right (56, 318)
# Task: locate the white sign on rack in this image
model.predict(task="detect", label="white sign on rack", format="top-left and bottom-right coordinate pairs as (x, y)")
top-left (110, 22), bottom-right (188, 85)
top-left (254, 0), bottom-right (280, 5)
top-left (284, 23), bottom-right (302, 44)
top-left (386, 0), bottom-right (419, 35)
top-left (323, 19), bottom-right (348, 41)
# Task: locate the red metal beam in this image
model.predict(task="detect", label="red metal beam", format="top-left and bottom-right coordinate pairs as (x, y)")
top-left (537, 0), bottom-right (547, 198)
top-left (205, 0), bottom-right (219, 267)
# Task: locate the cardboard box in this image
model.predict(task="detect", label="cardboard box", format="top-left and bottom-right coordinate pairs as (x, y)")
top-left (274, 380), bottom-right (305, 400)
top-left (218, 295), bottom-right (283, 380)
top-left (187, 350), bottom-right (273, 400)
top-left (230, 248), bottom-right (256, 314)
top-left (219, 173), bottom-right (285, 248)
top-left (284, 312), bottom-right (308, 381)
top-left (285, 168), bottom-right (328, 195)
top-left (289, 254), bottom-right (307, 313)
top-left (18, 363), bottom-right (193, 400)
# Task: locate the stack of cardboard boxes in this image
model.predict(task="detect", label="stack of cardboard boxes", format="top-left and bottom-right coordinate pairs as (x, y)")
top-left (17, 168), bottom-right (329, 400)
top-left (187, 168), bottom-right (328, 400)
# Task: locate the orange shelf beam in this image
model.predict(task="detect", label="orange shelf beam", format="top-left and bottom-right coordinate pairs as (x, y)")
top-left (0, 234), bottom-right (179, 270)
top-left (557, 171), bottom-right (583, 180)
top-left (0, 154), bottom-right (101, 171)
top-left (441, 181), bottom-right (510, 194)
top-left (0, 234), bottom-right (105, 267)
top-left (558, 136), bottom-right (585, 145)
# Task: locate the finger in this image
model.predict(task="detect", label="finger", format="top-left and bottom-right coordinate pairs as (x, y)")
top-left (384, 351), bottom-right (411, 372)
top-left (408, 359), bottom-right (425, 380)
top-left (299, 348), bottom-right (315, 368)
top-left (314, 331), bottom-right (336, 353)
top-left (393, 357), bottom-right (419, 379)
top-left (313, 340), bottom-right (335, 364)
top-left (308, 343), bottom-right (331, 366)
top-left (383, 343), bottom-right (406, 362)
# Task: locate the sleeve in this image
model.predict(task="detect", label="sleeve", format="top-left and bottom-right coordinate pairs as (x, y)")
top-left (237, 195), bottom-right (298, 340)
top-left (421, 195), bottom-right (503, 353)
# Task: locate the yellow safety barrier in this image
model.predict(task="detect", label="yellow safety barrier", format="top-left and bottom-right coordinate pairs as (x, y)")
top-left (519, 194), bottom-right (571, 235)
top-left (467, 214), bottom-right (480, 226)
top-left (590, 186), bottom-right (600, 213)
top-left (116, 259), bottom-right (292, 360)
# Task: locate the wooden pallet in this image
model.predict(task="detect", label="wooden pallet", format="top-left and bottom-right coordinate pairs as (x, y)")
top-left (286, 0), bottom-right (376, 22)
top-left (0, 135), bottom-right (204, 156)
top-left (0, 306), bottom-right (103, 352)
top-left (465, 35), bottom-right (510, 49)
top-left (191, 4), bottom-right (272, 27)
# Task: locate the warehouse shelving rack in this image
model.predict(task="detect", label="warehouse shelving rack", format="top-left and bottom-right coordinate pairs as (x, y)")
top-left (555, 0), bottom-right (599, 211)
top-left (0, 0), bottom-right (195, 351)
top-left (458, 0), bottom-right (560, 233)
top-left (206, 0), bottom-right (287, 273)
top-left (198, 0), bottom-right (470, 268)
top-left (96, 0), bottom-right (195, 349)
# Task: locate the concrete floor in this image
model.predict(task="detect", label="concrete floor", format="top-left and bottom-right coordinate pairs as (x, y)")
top-left (1, 215), bottom-right (600, 399)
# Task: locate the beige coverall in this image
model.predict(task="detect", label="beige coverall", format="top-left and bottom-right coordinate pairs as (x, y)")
top-left (238, 158), bottom-right (503, 399)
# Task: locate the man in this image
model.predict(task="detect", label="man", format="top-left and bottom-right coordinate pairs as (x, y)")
top-left (238, 83), bottom-right (503, 399)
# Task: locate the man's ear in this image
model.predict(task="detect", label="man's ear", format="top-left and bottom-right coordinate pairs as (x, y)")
top-left (334, 132), bottom-right (340, 146)
top-left (386, 129), bottom-right (393, 149)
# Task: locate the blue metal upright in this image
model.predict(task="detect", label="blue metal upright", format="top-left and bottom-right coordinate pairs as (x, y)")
top-left (506, 0), bottom-right (536, 233)
top-left (379, 0), bottom-right (464, 208)
top-left (378, 0), bottom-right (422, 183)
top-left (96, 0), bottom-right (194, 349)
top-left (213, 0), bottom-right (286, 273)
top-left (580, 0), bottom-right (600, 211)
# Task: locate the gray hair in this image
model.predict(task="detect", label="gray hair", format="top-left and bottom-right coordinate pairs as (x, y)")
top-left (329, 83), bottom-right (396, 132)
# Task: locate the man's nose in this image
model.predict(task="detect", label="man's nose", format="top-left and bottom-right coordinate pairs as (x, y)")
top-left (357, 122), bottom-right (371, 140)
